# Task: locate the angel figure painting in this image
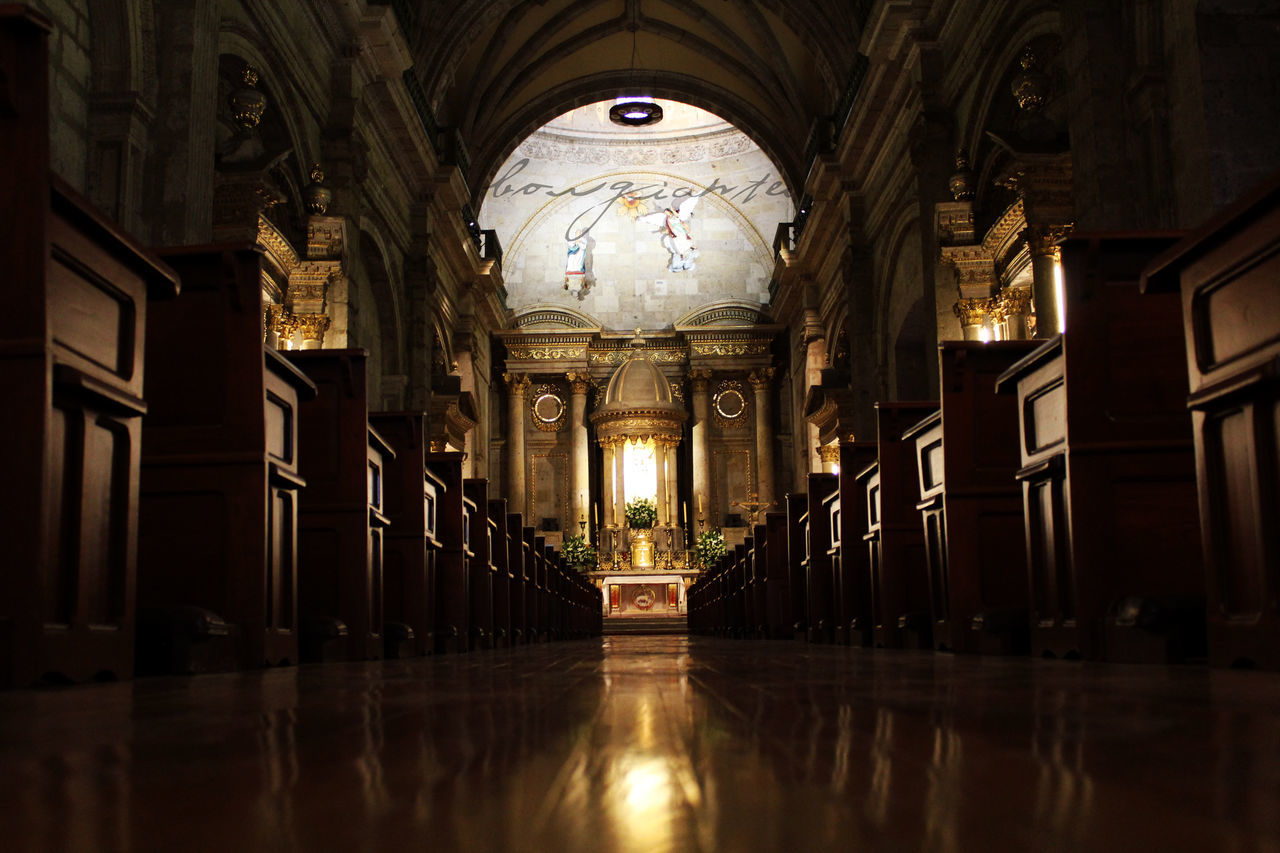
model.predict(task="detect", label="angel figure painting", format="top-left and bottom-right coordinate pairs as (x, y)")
top-left (641, 197), bottom-right (700, 272)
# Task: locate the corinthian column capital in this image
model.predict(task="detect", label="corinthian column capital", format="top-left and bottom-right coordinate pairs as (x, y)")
top-left (748, 367), bottom-right (776, 391)
top-left (565, 371), bottom-right (591, 395)
top-left (503, 372), bottom-right (531, 397)
top-left (688, 368), bottom-right (712, 392)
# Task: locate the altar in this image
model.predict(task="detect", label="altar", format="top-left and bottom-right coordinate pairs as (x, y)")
top-left (587, 339), bottom-right (697, 617)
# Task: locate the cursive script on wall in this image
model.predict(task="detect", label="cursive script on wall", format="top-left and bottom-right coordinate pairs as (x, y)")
top-left (490, 158), bottom-right (790, 242)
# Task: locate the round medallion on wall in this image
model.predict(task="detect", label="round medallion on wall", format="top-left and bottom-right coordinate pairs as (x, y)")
top-left (529, 384), bottom-right (567, 432)
top-left (632, 585), bottom-right (657, 610)
top-left (712, 380), bottom-right (748, 429)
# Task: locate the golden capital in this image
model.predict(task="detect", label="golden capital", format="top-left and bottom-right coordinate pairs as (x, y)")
top-left (687, 368), bottom-right (713, 392)
top-left (293, 312), bottom-right (330, 341)
top-left (997, 287), bottom-right (1033, 317)
top-left (953, 297), bottom-right (996, 327)
top-left (1024, 223), bottom-right (1073, 258)
top-left (748, 367), bottom-right (776, 392)
top-left (817, 444), bottom-right (841, 463)
top-left (565, 371), bottom-right (591, 395)
top-left (503, 372), bottom-right (532, 396)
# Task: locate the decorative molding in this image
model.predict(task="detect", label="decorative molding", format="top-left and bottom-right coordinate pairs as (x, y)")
top-left (817, 444), bottom-right (841, 464)
top-left (713, 380), bottom-right (749, 430)
top-left (589, 348), bottom-right (686, 366)
top-left (529, 383), bottom-right (568, 433)
top-left (503, 372), bottom-right (532, 397)
top-left (508, 345), bottom-right (587, 360)
top-left (565, 371), bottom-right (592, 395)
top-left (692, 342), bottom-right (770, 357)
top-left (748, 366), bottom-right (776, 391)
top-left (687, 368), bottom-right (713, 393)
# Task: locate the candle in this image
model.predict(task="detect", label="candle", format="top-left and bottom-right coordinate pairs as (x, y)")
top-left (698, 494), bottom-right (703, 514)
top-left (682, 502), bottom-right (687, 525)
top-left (593, 504), bottom-right (598, 527)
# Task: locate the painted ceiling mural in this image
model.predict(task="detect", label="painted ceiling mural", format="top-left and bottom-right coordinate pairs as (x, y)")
top-left (481, 100), bottom-right (795, 330)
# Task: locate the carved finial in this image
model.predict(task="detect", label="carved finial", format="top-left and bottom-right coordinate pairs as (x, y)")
top-left (229, 65), bottom-right (267, 129)
top-left (948, 149), bottom-right (974, 201)
top-left (1011, 46), bottom-right (1049, 112)
top-left (304, 163), bottom-right (332, 214)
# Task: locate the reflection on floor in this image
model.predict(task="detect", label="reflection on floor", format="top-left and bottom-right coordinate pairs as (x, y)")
top-left (2, 637), bottom-right (1279, 852)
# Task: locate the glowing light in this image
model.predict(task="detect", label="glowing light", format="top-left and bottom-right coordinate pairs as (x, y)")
top-left (623, 439), bottom-right (658, 502)
top-left (1053, 255), bottom-right (1067, 332)
top-left (978, 326), bottom-right (992, 343)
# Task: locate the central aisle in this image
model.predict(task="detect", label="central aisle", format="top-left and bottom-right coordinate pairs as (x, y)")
top-left (2, 637), bottom-right (1279, 851)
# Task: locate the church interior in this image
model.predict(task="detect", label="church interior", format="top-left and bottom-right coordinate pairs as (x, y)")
top-left (2, 0), bottom-right (1280, 848)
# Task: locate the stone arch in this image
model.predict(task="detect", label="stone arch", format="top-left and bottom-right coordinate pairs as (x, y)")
top-left (356, 224), bottom-right (407, 403)
top-left (469, 72), bottom-right (804, 210)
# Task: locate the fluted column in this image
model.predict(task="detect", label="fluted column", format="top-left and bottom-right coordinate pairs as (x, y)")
top-left (664, 438), bottom-right (679, 530)
top-left (567, 372), bottom-right (592, 535)
top-left (1026, 224), bottom-right (1071, 337)
top-left (614, 438), bottom-right (627, 529)
top-left (503, 373), bottom-right (531, 515)
top-left (601, 439), bottom-right (616, 532)
top-left (688, 369), bottom-right (712, 524)
top-left (654, 440), bottom-right (669, 524)
top-left (749, 368), bottom-right (776, 511)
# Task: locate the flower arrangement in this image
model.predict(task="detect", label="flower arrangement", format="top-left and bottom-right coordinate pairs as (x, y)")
top-left (694, 528), bottom-right (726, 570)
top-left (624, 497), bottom-right (658, 529)
top-left (561, 534), bottom-right (597, 571)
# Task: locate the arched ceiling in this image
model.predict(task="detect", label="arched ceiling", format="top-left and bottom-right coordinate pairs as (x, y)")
top-left (404, 0), bottom-right (864, 203)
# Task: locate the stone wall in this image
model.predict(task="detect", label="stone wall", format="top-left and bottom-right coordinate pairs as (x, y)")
top-left (30, 0), bottom-right (90, 192)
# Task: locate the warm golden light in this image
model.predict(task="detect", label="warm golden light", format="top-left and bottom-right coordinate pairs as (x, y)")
top-left (623, 439), bottom-right (658, 503)
top-left (1053, 254), bottom-right (1067, 333)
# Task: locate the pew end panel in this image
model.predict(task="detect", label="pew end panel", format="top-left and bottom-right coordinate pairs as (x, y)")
top-left (1143, 175), bottom-right (1280, 669)
top-left (2, 10), bottom-right (181, 686)
top-left (424, 452), bottom-right (469, 653)
top-left (997, 232), bottom-right (1205, 663)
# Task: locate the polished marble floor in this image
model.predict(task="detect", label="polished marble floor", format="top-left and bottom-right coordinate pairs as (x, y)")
top-left (2, 637), bottom-right (1279, 852)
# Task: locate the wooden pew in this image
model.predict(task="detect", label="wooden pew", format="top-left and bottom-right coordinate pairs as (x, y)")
top-left (522, 527), bottom-right (538, 641)
top-left (835, 442), bottom-right (878, 646)
top-left (285, 350), bottom-right (394, 662)
top-left (424, 452), bottom-right (468, 652)
top-left (902, 342), bottom-right (1038, 655)
top-left (504, 511), bottom-right (525, 644)
top-left (534, 534), bottom-right (549, 641)
top-left (488, 498), bottom-right (510, 647)
top-left (369, 412), bottom-right (446, 657)
top-left (857, 402), bottom-right (939, 649)
top-left (805, 473), bottom-right (838, 643)
top-left (462, 479), bottom-right (494, 649)
top-left (1142, 175), bottom-right (1280, 669)
top-left (750, 521), bottom-right (768, 637)
top-left (996, 233), bottom-right (1204, 663)
top-left (137, 247), bottom-right (315, 674)
top-left (785, 492), bottom-right (809, 638)
top-left (0, 8), bottom-right (181, 688)
top-left (763, 511), bottom-right (790, 638)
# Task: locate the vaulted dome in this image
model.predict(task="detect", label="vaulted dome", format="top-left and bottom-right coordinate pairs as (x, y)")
top-left (603, 353), bottom-right (676, 408)
top-left (590, 345), bottom-right (687, 441)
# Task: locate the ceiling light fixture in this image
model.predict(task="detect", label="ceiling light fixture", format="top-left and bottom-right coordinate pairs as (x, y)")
top-left (609, 2), bottom-right (662, 127)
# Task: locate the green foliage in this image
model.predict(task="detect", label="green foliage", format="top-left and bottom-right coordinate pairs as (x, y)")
top-left (624, 497), bottom-right (658, 529)
top-left (561, 534), bottom-right (597, 571)
top-left (694, 528), bottom-right (726, 570)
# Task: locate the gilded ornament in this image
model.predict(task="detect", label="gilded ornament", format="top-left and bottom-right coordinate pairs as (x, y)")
top-left (293, 312), bottom-right (330, 343)
top-left (687, 368), bottom-right (713, 392)
top-left (748, 366), bottom-right (776, 391)
top-left (692, 342), bottom-right (769, 357)
top-left (509, 346), bottom-right (587, 360)
top-left (1011, 47), bottom-right (1050, 112)
top-left (229, 66), bottom-right (267, 130)
top-left (817, 444), bottom-right (841, 464)
top-left (948, 150), bottom-right (975, 201)
top-left (529, 384), bottom-right (568, 433)
top-left (712, 380), bottom-right (749, 429)
top-left (304, 164), bottom-right (332, 215)
top-left (953, 297), bottom-right (996, 327)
